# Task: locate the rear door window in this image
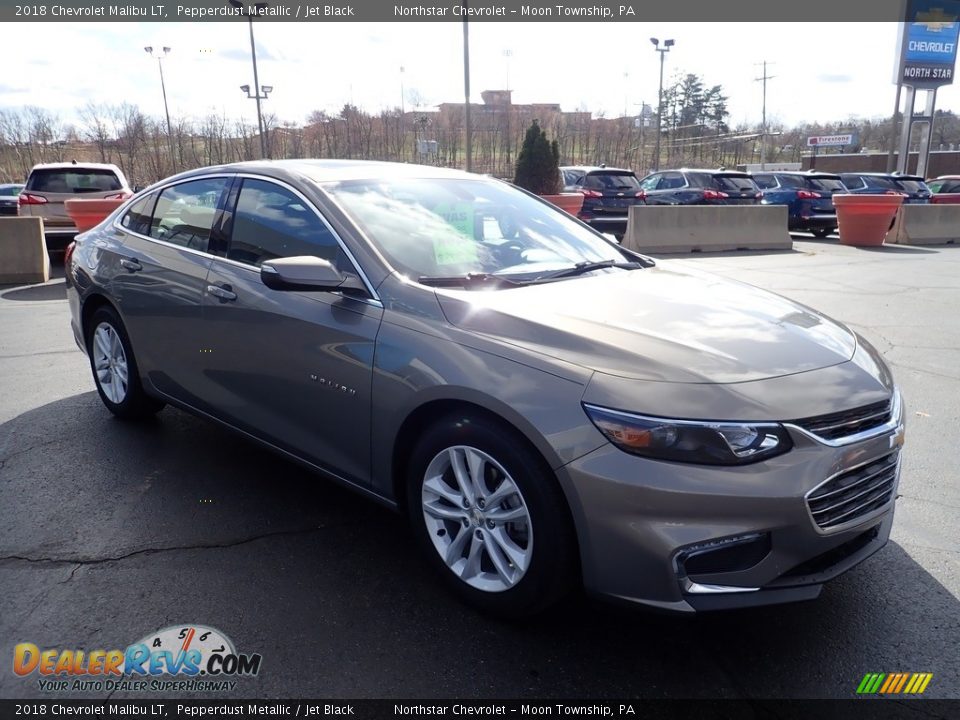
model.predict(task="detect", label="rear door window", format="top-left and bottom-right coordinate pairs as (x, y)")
top-left (639, 174), bottom-right (661, 191)
top-left (120, 194), bottom-right (157, 236)
top-left (26, 168), bottom-right (122, 194)
top-left (149, 178), bottom-right (229, 252)
top-left (753, 175), bottom-right (777, 189)
top-left (841, 175), bottom-right (865, 190)
top-left (657, 172), bottom-right (686, 190)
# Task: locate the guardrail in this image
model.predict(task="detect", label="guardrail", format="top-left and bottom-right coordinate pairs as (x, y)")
top-left (888, 204), bottom-right (960, 246)
top-left (622, 205), bottom-right (792, 254)
top-left (0, 217), bottom-right (49, 284)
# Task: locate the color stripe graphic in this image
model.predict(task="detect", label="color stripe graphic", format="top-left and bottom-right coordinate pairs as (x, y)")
top-left (857, 672), bottom-right (933, 694)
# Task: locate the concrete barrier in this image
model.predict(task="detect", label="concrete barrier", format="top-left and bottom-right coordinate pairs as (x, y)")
top-left (888, 204), bottom-right (960, 245)
top-left (0, 217), bottom-right (50, 284)
top-left (622, 205), bottom-right (792, 254)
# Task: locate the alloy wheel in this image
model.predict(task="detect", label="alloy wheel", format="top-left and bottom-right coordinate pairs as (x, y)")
top-left (92, 322), bottom-right (129, 405)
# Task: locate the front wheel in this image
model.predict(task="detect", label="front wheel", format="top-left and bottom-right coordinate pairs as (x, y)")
top-left (406, 413), bottom-right (577, 617)
top-left (811, 227), bottom-right (833, 238)
top-left (86, 306), bottom-right (165, 419)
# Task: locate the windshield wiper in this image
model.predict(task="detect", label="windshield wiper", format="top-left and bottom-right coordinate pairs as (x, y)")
top-left (418, 272), bottom-right (524, 290)
top-left (532, 260), bottom-right (643, 282)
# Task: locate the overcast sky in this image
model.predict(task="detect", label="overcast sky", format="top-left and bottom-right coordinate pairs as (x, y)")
top-left (2, 22), bottom-right (953, 133)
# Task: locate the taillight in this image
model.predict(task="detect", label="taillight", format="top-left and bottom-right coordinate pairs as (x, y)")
top-left (796, 190), bottom-right (821, 199)
top-left (18, 193), bottom-right (47, 205)
top-left (635, 190), bottom-right (647, 201)
top-left (755, 192), bottom-right (763, 199)
top-left (64, 241), bottom-right (76, 268)
top-left (703, 190), bottom-right (729, 200)
top-left (580, 189), bottom-right (603, 198)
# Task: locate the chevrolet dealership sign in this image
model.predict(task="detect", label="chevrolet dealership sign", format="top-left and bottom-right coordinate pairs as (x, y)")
top-left (896, 0), bottom-right (960, 86)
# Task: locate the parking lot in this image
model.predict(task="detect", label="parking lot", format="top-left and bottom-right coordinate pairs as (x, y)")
top-left (0, 237), bottom-right (958, 700)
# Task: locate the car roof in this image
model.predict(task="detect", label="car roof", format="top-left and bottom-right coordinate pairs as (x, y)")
top-left (755, 171), bottom-right (842, 179)
top-left (670, 168), bottom-right (751, 176)
top-left (930, 175), bottom-right (960, 180)
top-left (165, 159), bottom-right (486, 185)
top-left (560, 165), bottom-right (634, 174)
top-left (0, 182), bottom-right (24, 188)
top-left (841, 172), bottom-right (925, 181)
top-left (28, 162), bottom-right (124, 172)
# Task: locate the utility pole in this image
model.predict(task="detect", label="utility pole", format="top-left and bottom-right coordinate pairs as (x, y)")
top-left (462, 4), bottom-right (472, 173)
top-left (755, 61), bottom-right (775, 170)
top-left (650, 38), bottom-right (674, 172)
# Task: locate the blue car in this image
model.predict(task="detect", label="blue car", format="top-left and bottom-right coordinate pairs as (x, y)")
top-left (753, 171), bottom-right (847, 238)
top-left (838, 173), bottom-right (931, 204)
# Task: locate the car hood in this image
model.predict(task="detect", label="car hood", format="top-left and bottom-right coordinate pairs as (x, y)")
top-left (435, 263), bottom-right (856, 384)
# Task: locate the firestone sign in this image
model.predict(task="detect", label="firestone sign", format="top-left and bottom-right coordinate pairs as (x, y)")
top-left (807, 134), bottom-right (855, 147)
top-left (896, 0), bottom-right (960, 87)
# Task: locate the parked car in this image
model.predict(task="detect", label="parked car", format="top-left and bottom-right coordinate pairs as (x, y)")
top-left (838, 173), bottom-right (931, 204)
top-left (18, 162), bottom-right (131, 251)
top-left (67, 160), bottom-right (904, 617)
top-left (638, 168), bottom-right (762, 205)
top-left (0, 182), bottom-right (24, 216)
top-left (924, 175), bottom-right (960, 203)
top-left (752, 171), bottom-right (847, 238)
top-left (560, 165), bottom-right (644, 239)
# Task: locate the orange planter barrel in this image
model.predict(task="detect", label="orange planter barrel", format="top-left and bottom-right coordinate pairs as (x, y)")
top-left (64, 198), bottom-right (127, 233)
top-left (542, 192), bottom-right (585, 216)
top-left (833, 194), bottom-right (904, 247)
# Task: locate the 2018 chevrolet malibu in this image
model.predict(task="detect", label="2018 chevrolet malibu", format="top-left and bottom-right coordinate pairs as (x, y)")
top-left (66, 160), bottom-right (905, 616)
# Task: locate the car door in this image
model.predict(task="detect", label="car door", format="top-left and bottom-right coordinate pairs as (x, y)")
top-left (199, 175), bottom-right (383, 486)
top-left (109, 176), bottom-right (230, 404)
top-left (638, 173), bottom-right (665, 203)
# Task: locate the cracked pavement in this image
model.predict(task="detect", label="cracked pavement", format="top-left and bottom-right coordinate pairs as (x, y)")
top-left (1, 241), bottom-right (958, 701)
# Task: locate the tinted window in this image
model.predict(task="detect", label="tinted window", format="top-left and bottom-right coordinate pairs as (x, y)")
top-left (841, 175), bottom-right (866, 190)
top-left (561, 170), bottom-right (584, 187)
top-left (944, 181), bottom-right (960, 193)
top-left (687, 173), bottom-right (713, 188)
top-left (927, 179), bottom-right (945, 193)
top-left (228, 178), bottom-right (345, 269)
top-left (776, 175), bottom-right (805, 189)
top-left (639, 175), bottom-right (660, 191)
top-left (808, 177), bottom-right (846, 192)
top-left (149, 178), bottom-right (228, 251)
top-left (753, 174), bottom-right (777, 189)
top-left (0, 185), bottom-right (23, 197)
top-left (584, 172), bottom-right (640, 190)
top-left (27, 168), bottom-right (122, 193)
top-left (896, 180), bottom-right (928, 193)
top-left (120, 193), bottom-right (157, 235)
top-left (863, 176), bottom-right (898, 190)
top-left (714, 175), bottom-right (759, 192)
top-left (657, 172), bottom-right (686, 190)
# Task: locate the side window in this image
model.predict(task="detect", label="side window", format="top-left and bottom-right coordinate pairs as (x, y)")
top-left (945, 181), bottom-right (960, 193)
top-left (842, 175), bottom-right (864, 190)
top-left (778, 175), bottom-right (805, 189)
top-left (228, 178), bottom-right (346, 269)
top-left (753, 175), bottom-right (776, 189)
top-left (659, 172), bottom-right (686, 190)
top-left (149, 178), bottom-right (228, 252)
top-left (120, 193), bottom-right (157, 236)
top-left (640, 175), bottom-right (660, 191)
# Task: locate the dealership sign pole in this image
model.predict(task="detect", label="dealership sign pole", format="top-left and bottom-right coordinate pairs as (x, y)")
top-left (894, 0), bottom-right (960, 176)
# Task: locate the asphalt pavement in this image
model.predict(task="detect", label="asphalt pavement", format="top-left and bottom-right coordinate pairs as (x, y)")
top-left (1, 238), bottom-right (958, 701)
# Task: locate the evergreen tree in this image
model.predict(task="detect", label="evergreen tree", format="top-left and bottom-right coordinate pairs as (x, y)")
top-left (514, 120), bottom-right (561, 194)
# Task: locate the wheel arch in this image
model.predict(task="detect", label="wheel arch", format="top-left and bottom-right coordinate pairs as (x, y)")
top-left (80, 293), bottom-right (120, 344)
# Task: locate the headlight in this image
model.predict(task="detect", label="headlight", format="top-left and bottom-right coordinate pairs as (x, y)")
top-left (583, 404), bottom-right (793, 466)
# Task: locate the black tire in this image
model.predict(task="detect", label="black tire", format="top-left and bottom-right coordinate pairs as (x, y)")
top-left (86, 305), bottom-right (165, 420)
top-left (811, 228), bottom-right (833, 238)
top-left (406, 412), bottom-right (577, 618)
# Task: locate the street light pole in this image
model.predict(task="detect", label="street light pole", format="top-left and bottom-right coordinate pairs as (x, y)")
top-left (650, 38), bottom-right (673, 171)
top-left (462, 4), bottom-right (472, 173)
top-left (144, 46), bottom-right (175, 169)
top-left (230, 0), bottom-right (270, 158)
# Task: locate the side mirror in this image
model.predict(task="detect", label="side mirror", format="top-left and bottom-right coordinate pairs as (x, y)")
top-left (260, 256), bottom-right (365, 294)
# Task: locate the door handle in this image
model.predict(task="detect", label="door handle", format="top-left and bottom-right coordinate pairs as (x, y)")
top-left (119, 258), bottom-right (142, 272)
top-left (206, 284), bottom-right (237, 302)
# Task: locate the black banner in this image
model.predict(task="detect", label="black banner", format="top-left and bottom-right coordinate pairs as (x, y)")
top-left (0, 700), bottom-right (957, 720)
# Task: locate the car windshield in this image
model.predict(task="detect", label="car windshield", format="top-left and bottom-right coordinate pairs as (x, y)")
top-left (323, 177), bottom-right (628, 283)
top-left (808, 177), bottom-right (846, 192)
top-left (27, 169), bottom-right (122, 193)
top-left (0, 185), bottom-right (23, 196)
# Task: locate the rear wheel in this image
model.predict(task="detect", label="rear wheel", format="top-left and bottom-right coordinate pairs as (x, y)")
top-left (811, 228), bottom-right (833, 238)
top-left (406, 413), bottom-right (577, 617)
top-left (86, 306), bottom-right (165, 419)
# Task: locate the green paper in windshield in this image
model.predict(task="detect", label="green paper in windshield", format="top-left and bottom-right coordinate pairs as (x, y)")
top-left (431, 203), bottom-right (478, 266)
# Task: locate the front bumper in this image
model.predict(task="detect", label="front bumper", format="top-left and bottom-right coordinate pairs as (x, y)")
top-left (558, 395), bottom-right (905, 613)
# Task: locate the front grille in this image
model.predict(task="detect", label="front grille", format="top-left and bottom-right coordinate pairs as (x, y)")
top-left (782, 526), bottom-right (879, 578)
top-left (807, 451), bottom-right (899, 530)
top-left (792, 397), bottom-right (893, 441)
